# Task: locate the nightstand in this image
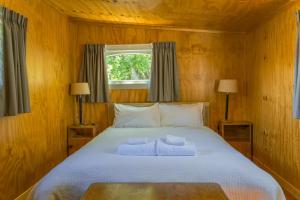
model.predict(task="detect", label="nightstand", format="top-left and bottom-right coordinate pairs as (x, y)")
top-left (67, 124), bottom-right (96, 155)
top-left (218, 121), bottom-right (253, 160)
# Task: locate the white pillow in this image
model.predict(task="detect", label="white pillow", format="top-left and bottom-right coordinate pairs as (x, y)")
top-left (113, 103), bottom-right (160, 128)
top-left (159, 103), bottom-right (204, 128)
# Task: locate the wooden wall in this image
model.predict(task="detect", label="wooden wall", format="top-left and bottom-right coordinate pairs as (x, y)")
top-left (0, 0), bottom-right (73, 199)
top-left (245, 2), bottom-right (300, 197)
top-left (4, 1), bottom-right (300, 199)
top-left (70, 21), bottom-right (247, 132)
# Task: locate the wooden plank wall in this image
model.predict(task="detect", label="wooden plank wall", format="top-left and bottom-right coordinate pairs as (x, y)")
top-left (5, 1), bottom-right (300, 199)
top-left (69, 21), bottom-right (247, 132)
top-left (245, 1), bottom-right (300, 196)
top-left (0, 0), bottom-right (73, 199)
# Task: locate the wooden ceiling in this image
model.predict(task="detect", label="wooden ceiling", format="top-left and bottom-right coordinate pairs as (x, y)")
top-left (46, 0), bottom-right (294, 32)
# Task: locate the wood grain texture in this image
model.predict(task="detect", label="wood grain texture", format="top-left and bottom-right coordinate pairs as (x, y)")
top-left (68, 125), bottom-right (96, 155)
top-left (245, 1), bottom-right (300, 196)
top-left (45, 0), bottom-right (293, 32)
top-left (2, 1), bottom-right (299, 199)
top-left (81, 183), bottom-right (228, 200)
top-left (219, 121), bottom-right (253, 159)
top-left (0, 0), bottom-right (73, 199)
top-left (69, 21), bottom-right (247, 132)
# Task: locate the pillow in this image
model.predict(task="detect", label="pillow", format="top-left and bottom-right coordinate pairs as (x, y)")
top-left (159, 103), bottom-right (204, 128)
top-left (113, 103), bottom-right (160, 128)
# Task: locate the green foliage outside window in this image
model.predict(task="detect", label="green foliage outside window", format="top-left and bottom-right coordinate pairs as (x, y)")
top-left (106, 54), bottom-right (151, 81)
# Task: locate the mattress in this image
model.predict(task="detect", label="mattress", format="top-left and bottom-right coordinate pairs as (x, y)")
top-left (29, 127), bottom-right (285, 200)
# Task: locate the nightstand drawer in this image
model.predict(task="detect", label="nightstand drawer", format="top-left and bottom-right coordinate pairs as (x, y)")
top-left (67, 124), bottom-right (96, 156)
top-left (228, 141), bottom-right (251, 159)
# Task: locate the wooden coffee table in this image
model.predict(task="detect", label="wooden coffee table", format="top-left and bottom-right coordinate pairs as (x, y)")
top-left (81, 183), bottom-right (229, 200)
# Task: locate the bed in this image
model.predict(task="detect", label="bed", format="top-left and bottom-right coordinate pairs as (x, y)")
top-left (28, 103), bottom-right (285, 200)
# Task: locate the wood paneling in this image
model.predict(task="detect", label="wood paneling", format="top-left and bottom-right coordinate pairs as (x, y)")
top-left (46, 0), bottom-right (293, 32)
top-left (70, 21), bottom-right (247, 132)
top-left (0, 0), bottom-right (73, 199)
top-left (245, 1), bottom-right (300, 197)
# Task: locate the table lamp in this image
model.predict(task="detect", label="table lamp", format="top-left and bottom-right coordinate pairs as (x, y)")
top-left (70, 82), bottom-right (90, 125)
top-left (218, 79), bottom-right (238, 121)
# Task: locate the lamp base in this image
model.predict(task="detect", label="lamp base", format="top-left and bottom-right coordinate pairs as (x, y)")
top-left (225, 94), bottom-right (229, 121)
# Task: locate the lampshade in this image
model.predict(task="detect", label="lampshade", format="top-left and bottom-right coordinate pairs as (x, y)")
top-left (218, 79), bottom-right (238, 93)
top-left (70, 83), bottom-right (90, 95)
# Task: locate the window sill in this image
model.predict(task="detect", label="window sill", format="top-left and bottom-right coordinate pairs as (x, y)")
top-left (109, 80), bottom-right (149, 89)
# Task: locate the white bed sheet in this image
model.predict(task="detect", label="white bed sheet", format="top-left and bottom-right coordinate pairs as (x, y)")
top-left (29, 127), bottom-right (285, 200)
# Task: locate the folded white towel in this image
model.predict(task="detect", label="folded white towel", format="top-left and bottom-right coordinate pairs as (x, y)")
top-left (165, 135), bottom-right (186, 146)
top-left (156, 139), bottom-right (197, 156)
top-left (117, 141), bottom-right (156, 156)
top-left (127, 137), bottom-right (148, 145)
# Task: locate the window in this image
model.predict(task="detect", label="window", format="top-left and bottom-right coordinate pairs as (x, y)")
top-left (105, 44), bottom-right (152, 89)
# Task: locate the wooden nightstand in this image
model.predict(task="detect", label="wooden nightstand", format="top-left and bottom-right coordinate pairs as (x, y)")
top-left (67, 124), bottom-right (96, 156)
top-left (218, 121), bottom-right (253, 160)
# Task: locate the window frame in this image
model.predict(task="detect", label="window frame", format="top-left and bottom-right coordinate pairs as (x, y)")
top-left (105, 44), bottom-right (152, 89)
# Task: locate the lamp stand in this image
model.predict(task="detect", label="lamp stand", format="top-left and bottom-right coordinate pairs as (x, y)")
top-left (225, 94), bottom-right (229, 121)
top-left (78, 95), bottom-right (83, 125)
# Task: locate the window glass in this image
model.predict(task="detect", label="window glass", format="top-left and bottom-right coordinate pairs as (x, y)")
top-left (105, 44), bottom-right (152, 89)
top-left (106, 54), bottom-right (151, 81)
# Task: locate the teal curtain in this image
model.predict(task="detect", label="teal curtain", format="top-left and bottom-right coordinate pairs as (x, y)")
top-left (148, 42), bottom-right (180, 102)
top-left (0, 7), bottom-right (30, 116)
top-left (294, 11), bottom-right (300, 118)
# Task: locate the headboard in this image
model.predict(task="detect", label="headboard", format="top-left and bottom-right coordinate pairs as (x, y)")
top-left (107, 102), bottom-right (210, 126)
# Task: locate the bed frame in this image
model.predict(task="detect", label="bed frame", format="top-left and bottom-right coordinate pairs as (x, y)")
top-left (107, 102), bottom-right (210, 127)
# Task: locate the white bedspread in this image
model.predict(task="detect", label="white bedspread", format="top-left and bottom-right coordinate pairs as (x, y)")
top-left (29, 127), bottom-right (285, 200)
